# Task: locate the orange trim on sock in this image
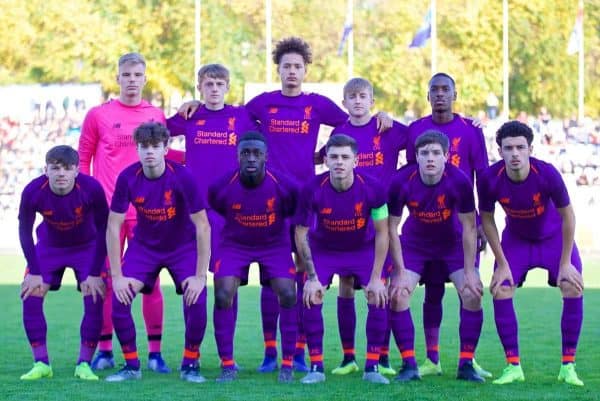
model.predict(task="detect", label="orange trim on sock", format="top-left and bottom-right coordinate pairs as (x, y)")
top-left (295, 342), bottom-right (306, 349)
top-left (366, 352), bottom-right (380, 361)
top-left (123, 351), bottom-right (138, 360)
top-left (459, 352), bottom-right (474, 359)
top-left (281, 359), bottom-right (293, 368)
top-left (264, 340), bottom-right (277, 348)
top-left (506, 356), bottom-right (520, 364)
top-left (309, 354), bottom-right (323, 363)
top-left (427, 345), bottom-right (440, 352)
top-left (343, 348), bottom-right (356, 355)
top-left (184, 349), bottom-right (199, 359)
top-left (221, 359), bottom-right (235, 367)
top-left (400, 350), bottom-right (415, 358)
top-left (562, 355), bottom-right (575, 363)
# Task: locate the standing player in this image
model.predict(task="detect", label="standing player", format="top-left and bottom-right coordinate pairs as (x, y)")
top-left (406, 73), bottom-right (490, 378)
top-left (18, 145), bottom-right (108, 381)
top-left (295, 134), bottom-right (390, 385)
top-left (208, 132), bottom-right (298, 383)
top-left (478, 121), bottom-right (584, 386)
top-left (168, 64), bottom-right (257, 371)
top-left (105, 122), bottom-right (210, 382)
top-left (79, 53), bottom-right (171, 373)
top-left (316, 77), bottom-right (407, 376)
top-left (388, 130), bottom-right (485, 383)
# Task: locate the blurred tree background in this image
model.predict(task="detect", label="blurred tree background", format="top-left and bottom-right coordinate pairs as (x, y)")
top-left (0, 0), bottom-right (597, 118)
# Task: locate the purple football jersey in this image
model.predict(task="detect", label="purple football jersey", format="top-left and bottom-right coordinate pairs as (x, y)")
top-left (407, 114), bottom-right (488, 182)
top-left (167, 104), bottom-right (258, 201)
top-left (208, 168), bottom-right (297, 248)
top-left (295, 172), bottom-right (386, 251)
top-left (477, 157), bottom-right (570, 240)
top-left (245, 90), bottom-right (347, 181)
top-left (111, 160), bottom-right (205, 250)
top-left (327, 117), bottom-right (408, 188)
top-left (388, 163), bottom-right (475, 247)
top-left (18, 174), bottom-right (108, 274)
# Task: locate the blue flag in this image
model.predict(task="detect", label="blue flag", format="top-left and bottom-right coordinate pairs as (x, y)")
top-left (409, 8), bottom-right (431, 48)
top-left (337, 22), bottom-right (353, 56)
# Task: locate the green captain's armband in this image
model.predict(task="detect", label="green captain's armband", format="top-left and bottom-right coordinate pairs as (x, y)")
top-left (370, 204), bottom-right (388, 220)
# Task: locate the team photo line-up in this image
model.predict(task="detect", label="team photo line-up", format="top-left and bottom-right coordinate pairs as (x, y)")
top-left (18, 36), bottom-right (584, 387)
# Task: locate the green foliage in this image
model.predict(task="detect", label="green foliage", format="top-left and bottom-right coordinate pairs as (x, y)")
top-left (0, 0), bottom-right (597, 117)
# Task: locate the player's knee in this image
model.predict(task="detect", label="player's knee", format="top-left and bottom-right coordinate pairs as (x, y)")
top-left (560, 281), bottom-right (583, 298)
top-left (492, 285), bottom-right (514, 300)
top-left (30, 287), bottom-right (48, 298)
top-left (278, 287), bottom-right (296, 309)
top-left (460, 290), bottom-right (481, 310)
top-left (338, 276), bottom-right (355, 298)
top-left (390, 291), bottom-right (410, 311)
top-left (214, 287), bottom-right (234, 309)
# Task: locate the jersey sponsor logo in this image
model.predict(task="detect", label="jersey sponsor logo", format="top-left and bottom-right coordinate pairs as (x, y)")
top-left (300, 121), bottom-right (309, 134)
top-left (375, 151), bottom-right (384, 166)
top-left (303, 106), bottom-right (313, 120)
top-left (228, 133), bottom-right (237, 146)
top-left (357, 152), bottom-right (378, 168)
top-left (166, 206), bottom-right (176, 219)
top-left (196, 120), bottom-right (206, 126)
top-left (450, 154), bottom-right (461, 167)
top-left (194, 130), bottom-right (231, 146)
top-left (356, 217), bottom-right (366, 229)
top-left (268, 118), bottom-right (307, 135)
top-left (164, 190), bottom-right (173, 206)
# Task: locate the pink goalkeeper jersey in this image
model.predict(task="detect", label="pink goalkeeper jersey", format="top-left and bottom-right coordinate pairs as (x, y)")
top-left (78, 99), bottom-right (166, 219)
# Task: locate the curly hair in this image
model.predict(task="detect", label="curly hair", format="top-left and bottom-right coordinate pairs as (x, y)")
top-left (272, 37), bottom-right (312, 65)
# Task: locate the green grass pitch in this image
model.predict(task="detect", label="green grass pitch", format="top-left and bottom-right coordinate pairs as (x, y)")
top-left (1, 254), bottom-right (599, 401)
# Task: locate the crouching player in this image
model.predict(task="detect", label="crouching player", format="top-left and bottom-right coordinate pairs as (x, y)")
top-left (387, 130), bottom-right (485, 383)
top-left (295, 134), bottom-right (390, 385)
top-left (18, 145), bottom-right (108, 380)
top-left (478, 121), bottom-right (584, 386)
top-left (208, 131), bottom-right (298, 383)
top-left (105, 122), bottom-right (211, 382)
